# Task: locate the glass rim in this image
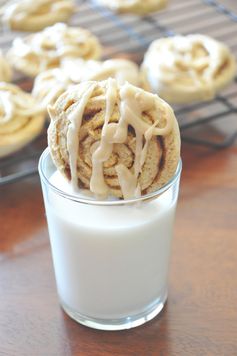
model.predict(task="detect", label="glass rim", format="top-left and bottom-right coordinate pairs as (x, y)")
top-left (38, 147), bottom-right (182, 206)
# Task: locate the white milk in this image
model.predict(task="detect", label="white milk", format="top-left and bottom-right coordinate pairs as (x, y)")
top-left (44, 171), bottom-right (177, 321)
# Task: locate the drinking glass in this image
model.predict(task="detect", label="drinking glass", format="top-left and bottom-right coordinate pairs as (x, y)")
top-left (39, 148), bottom-right (182, 330)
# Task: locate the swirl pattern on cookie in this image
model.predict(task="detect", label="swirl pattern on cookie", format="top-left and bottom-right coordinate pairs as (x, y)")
top-left (32, 68), bottom-right (73, 111)
top-left (141, 34), bottom-right (236, 104)
top-left (48, 79), bottom-right (180, 199)
top-left (0, 0), bottom-right (75, 31)
top-left (97, 0), bottom-right (167, 15)
top-left (7, 23), bottom-right (102, 77)
top-left (0, 50), bottom-right (12, 82)
top-left (0, 83), bottom-right (45, 157)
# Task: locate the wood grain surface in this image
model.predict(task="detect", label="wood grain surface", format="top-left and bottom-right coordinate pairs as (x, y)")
top-left (1, 142), bottom-right (237, 356)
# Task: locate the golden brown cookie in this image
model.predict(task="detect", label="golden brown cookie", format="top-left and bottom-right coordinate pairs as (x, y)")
top-left (0, 83), bottom-right (45, 158)
top-left (48, 79), bottom-right (180, 199)
top-left (62, 58), bottom-right (143, 86)
top-left (0, 0), bottom-right (75, 32)
top-left (7, 23), bottom-right (102, 77)
top-left (98, 0), bottom-right (167, 15)
top-left (0, 50), bottom-right (12, 82)
top-left (32, 58), bottom-right (149, 114)
top-left (141, 34), bottom-right (236, 104)
top-left (32, 68), bottom-right (72, 113)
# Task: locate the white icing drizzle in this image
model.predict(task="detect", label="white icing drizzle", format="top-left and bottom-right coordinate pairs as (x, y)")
top-left (90, 78), bottom-right (117, 196)
top-left (100, 0), bottom-right (166, 14)
top-left (86, 59), bottom-right (139, 86)
top-left (32, 68), bottom-right (72, 109)
top-left (8, 23), bottom-right (101, 77)
top-left (33, 58), bottom-right (140, 112)
top-left (113, 83), bottom-right (172, 198)
top-left (142, 34), bottom-right (233, 95)
top-left (0, 84), bottom-right (43, 128)
top-left (67, 82), bottom-right (97, 190)
top-left (140, 120), bottom-right (160, 168)
top-left (115, 164), bottom-right (138, 199)
top-left (61, 58), bottom-right (140, 85)
top-left (65, 80), bottom-right (174, 198)
top-left (0, 91), bottom-right (13, 124)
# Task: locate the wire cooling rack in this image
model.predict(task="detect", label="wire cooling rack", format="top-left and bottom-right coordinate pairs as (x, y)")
top-left (0, 0), bottom-right (237, 185)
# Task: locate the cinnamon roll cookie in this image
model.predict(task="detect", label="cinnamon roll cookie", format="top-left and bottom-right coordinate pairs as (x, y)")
top-left (33, 58), bottom-right (148, 113)
top-left (48, 79), bottom-right (180, 199)
top-left (62, 58), bottom-right (143, 86)
top-left (0, 0), bottom-right (75, 32)
top-left (0, 50), bottom-right (12, 82)
top-left (97, 0), bottom-right (167, 15)
top-left (32, 68), bottom-right (72, 112)
top-left (7, 23), bottom-right (102, 77)
top-left (0, 83), bottom-right (45, 158)
top-left (141, 34), bottom-right (236, 104)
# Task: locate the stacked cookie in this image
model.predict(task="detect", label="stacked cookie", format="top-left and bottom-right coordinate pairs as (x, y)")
top-left (48, 79), bottom-right (180, 198)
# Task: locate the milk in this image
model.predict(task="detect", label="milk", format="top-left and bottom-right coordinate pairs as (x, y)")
top-left (43, 171), bottom-right (177, 322)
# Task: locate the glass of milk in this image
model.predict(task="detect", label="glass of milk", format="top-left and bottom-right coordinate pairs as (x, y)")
top-left (39, 148), bottom-right (182, 330)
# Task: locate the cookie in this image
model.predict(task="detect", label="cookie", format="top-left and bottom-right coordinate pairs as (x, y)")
top-left (97, 0), bottom-right (167, 15)
top-left (0, 0), bottom-right (75, 32)
top-left (32, 68), bottom-right (72, 112)
top-left (48, 79), bottom-right (180, 199)
top-left (7, 23), bottom-right (102, 77)
top-left (0, 83), bottom-right (45, 158)
top-left (61, 58), bottom-right (142, 86)
top-left (141, 34), bottom-right (236, 104)
top-left (33, 58), bottom-right (148, 113)
top-left (0, 50), bottom-right (11, 82)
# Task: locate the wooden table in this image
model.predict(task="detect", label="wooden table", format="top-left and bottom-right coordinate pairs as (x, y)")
top-left (1, 138), bottom-right (237, 355)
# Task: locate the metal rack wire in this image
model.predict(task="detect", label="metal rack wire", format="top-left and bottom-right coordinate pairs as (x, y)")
top-left (0, 0), bottom-right (237, 185)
